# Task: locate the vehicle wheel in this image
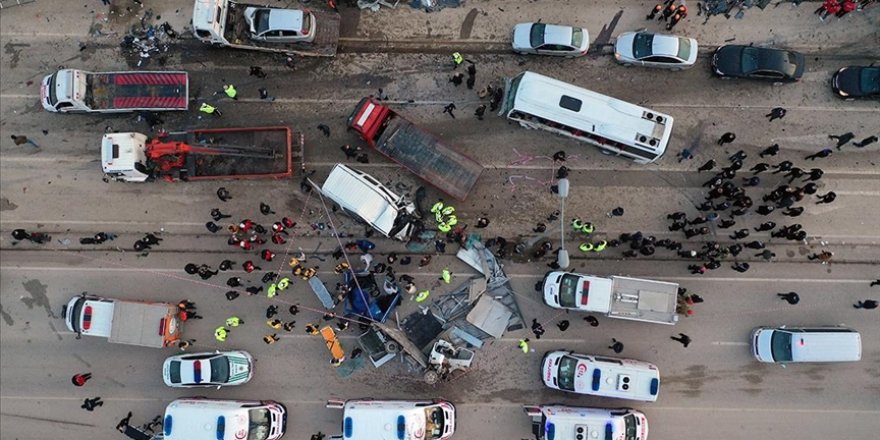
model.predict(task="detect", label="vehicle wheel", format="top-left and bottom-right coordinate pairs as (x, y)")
top-left (622, 63), bottom-right (633, 67)
top-left (423, 370), bottom-right (439, 385)
top-left (384, 341), bottom-right (400, 353)
top-left (516, 51), bottom-right (528, 55)
top-left (600, 149), bottom-right (614, 156)
top-left (671, 67), bottom-right (682, 72)
top-left (565, 55), bottom-right (575, 59)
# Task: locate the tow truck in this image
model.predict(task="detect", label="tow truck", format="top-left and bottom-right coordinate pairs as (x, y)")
top-left (101, 126), bottom-right (301, 182)
top-left (41, 69), bottom-right (188, 113)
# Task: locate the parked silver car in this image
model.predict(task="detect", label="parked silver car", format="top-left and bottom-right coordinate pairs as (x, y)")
top-left (614, 31), bottom-right (698, 70)
top-left (512, 22), bottom-right (589, 57)
top-left (244, 7), bottom-right (316, 43)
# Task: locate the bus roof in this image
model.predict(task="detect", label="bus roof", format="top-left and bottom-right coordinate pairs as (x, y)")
top-left (508, 71), bottom-right (672, 153)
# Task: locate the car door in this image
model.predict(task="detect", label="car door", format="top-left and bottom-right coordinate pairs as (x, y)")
top-left (643, 55), bottom-right (683, 70)
top-left (537, 44), bottom-right (573, 57)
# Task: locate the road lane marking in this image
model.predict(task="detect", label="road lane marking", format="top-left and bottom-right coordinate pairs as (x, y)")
top-left (0, 412), bottom-right (95, 427)
top-left (0, 266), bottom-right (875, 284)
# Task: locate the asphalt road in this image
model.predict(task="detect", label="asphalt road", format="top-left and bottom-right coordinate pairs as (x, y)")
top-left (1, 1), bottom-right (879, 440)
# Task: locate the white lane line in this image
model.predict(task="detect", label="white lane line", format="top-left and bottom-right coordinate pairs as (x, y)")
top-left (0, 395), bottom-right (876, 413)
top-left (712, 341), bottom-right (750, 346)
top-left (0, 266), bottom-right (875, 284)
top-left (649, 103), bottom-right (880, 113)
top-left (2, 220), bottom-right (204, 227)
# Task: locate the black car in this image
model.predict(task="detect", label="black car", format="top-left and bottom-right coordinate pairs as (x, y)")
top-left (711, 45), bottom-right (805, 82)
top-left (832, 66), bottom-right (880, 99)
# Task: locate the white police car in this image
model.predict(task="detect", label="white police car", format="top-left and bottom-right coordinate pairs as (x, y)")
top-left (162, 350), bottom-right (254, 388)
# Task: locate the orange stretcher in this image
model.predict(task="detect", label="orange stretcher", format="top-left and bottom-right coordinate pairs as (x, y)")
top-left (321, 326), bottom-right (346, 361)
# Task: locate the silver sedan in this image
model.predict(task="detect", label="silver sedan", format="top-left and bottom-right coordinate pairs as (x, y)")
top-left (512, 22), bottom-right (590, 58)
top-left (614, 31), bottom-right (698, 70)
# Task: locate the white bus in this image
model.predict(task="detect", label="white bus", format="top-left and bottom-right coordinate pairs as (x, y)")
top-left (499, 71), bottom-right (674, 164)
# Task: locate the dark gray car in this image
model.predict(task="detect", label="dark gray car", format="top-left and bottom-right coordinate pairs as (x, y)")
top-left (711, 45), bottom-right (805, 82)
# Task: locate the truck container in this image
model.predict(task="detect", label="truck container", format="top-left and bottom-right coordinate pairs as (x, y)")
top-left (101, 126), bottom-right (299, 182)
top-left (348, 97), bottom-right (484, 201)
top-left (542, 271), bottom-right (679, 325)
top-left (41, 69), bottom-right (188, 113)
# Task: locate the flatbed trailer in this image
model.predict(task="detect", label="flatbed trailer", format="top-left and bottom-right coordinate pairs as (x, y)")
top-left (348, 97), bottom-right (484, 200)
top-left (193, 0), bottom-right (339, 57)
top-left (102, 126), bottom-right (301, 182)
top-left (41, 69), bottom-right (188, 113)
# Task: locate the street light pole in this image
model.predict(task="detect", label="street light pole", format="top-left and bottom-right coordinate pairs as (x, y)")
top-left (557, 177), bottom-right (570, 269)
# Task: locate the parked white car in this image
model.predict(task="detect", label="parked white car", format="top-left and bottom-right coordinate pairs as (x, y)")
top-left (512, 22), bottom-right (589, 57)
top-left (244, 7), bottom-right (316, 43)
top-left (162, 350), bottom-right (254, 388)
top-left (614, 31), bottom-right (698, 70)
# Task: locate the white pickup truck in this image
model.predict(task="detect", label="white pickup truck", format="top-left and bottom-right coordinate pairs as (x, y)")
top-left (62, 294), bottom-right (182, 348)
top-left (192, 0), bottom-right (339, 56)
top-left (542, 271), bottom-right (679, 325)
top-left (40, 69), bottom-right (188, 113)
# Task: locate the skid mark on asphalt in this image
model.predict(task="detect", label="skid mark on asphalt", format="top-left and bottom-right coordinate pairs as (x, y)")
top-left (0, 412), bottom-right (95, 427)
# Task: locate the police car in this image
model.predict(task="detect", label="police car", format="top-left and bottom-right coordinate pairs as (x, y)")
top-left (162, 350), bottom-right (254, 388)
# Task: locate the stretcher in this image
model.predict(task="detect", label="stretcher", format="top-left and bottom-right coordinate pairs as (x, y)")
top-left (321, 326), bottom-right (346, 361)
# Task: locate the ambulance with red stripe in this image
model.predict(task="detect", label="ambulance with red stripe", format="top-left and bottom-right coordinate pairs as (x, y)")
top-left (41, 69), bottom-right (188, 113)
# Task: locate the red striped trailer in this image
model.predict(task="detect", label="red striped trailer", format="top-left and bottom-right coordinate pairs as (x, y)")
top-left (41, 69), bottom-right (189, 113)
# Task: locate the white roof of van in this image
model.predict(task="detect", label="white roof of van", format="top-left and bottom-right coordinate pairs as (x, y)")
top-left (539, 405), bottom-right (631, 440)
top-left (790, 331), bottom-right (861, 362)
top-left (321, 165), bottom-right (399, 236)
top-left (164, 399), bottom-right (254, 440)
top-left (78, 297), bottom-right (114, 337)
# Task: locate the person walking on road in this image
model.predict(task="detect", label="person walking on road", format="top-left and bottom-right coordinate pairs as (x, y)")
top-left (583, 315), bottom-right (600, 327)
top-left (217, 187), bottom-right (232, 201)
top-left (10, 134), bottom-right (40, 148)
top-left (853, 300), bottom-right (878, 309)
top-left (717, 132), bottom-right (736, 145)
top-left (442, 103), bottom-right (456, 119)
top-left (223, 84), bottom-right (238, 100)
top-left (732, 262), bottom-right (750, 273)
top-left (807, 250), bottom-right (834, 263)
top-left (71, 372), bottom-right (92, 386)
top-left (518, 338), bottom-right (530, 354)
top-left (853, 135), bottom-right (877, 148)
top-left (670, 333), bottom-right (691, 347)
top-left (766, 107), bottom-right (787, 121)
top-left (82, 397), bottom-right (104, 411)
top-left (556, 320), bottom-right (570, 332)
top-left (697, 159), bottom-right (716, 172)
top-left (816, 191), bottom-right (837, 204)
top-left (759, 144), bottom-right (780, 157)
top-left (531, 319), bottom-right (545, 339)
top-left (778, 292), bottom-right (800, 305)
top-left (805, 148), bottom-right (833, 160)
top-left (828, 132), bottom-right (855, 148)
top-left (608, 338), bottom-right (624, 354)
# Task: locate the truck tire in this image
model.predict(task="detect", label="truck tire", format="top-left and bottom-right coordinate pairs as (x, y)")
top-left (423, 370), bottom-right (439, 385)
top-left (384, 341), bottom-right (400, 353)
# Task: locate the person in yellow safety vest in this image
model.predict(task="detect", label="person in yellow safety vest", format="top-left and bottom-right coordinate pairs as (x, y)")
top-left (267, 319), bottom-right (283, 329)
top-left (267, 283), bottom-right (277, 298)
top-left (334, 262), bottom-right (350, 274)
top-left (430, 201), bottom-right (444, 215)
top-left (223, 84), bottom-right (237, 100)
top-left (452, 52), bottom-right (464, 67)
top-left (199, 103), bottom-right (220, 116)
top-left (571, 218), bottom-right (584, 231)
top-left (518, 338), bottom-right (530, 353)
top-left (441, 268), bottom-right (452, 284)
top-left (437, 222), bottom-right (452, 233)
top-left (581, 222), bottom-right (594, 235)
top-left (579, 242), bottom-right (594, 252)
top-left (416, 290), bottom-right (430, 302)
top-left (215, 326), bottom-right (229, 342)
top-left (441, 206), bottom-right (455, 216)
top-left (288, 257), bottom-right (301, 268)
top-left (593, 240), bottom-right (607, 252)
top-left (305, 323), bottom-right (320, 335)
top-left (277, 277), bottom-right (290, 291)
top-left (226, 316), bottom-right (243, 327)
top-left (446, 215), bottom-right (458, 226)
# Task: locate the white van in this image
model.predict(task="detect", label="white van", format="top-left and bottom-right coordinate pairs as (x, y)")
top-left (542, 351), bottom-right (660, 402)
top-left (315, 164), bottom-right (417, 240)
top-left (523, 405), bottom-right (648, 440)
top-left (161, 398), bottom-right (287, 440)
top-left (326, 399), bottom-right (455, 440)
top-left (751, 325), bottom-right (862, 364)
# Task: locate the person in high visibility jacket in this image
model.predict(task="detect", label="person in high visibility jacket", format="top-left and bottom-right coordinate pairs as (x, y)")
top-left (446, 215), bottom-right (458, 226)
top-left (518, 338), bottom-right (530, 353)
top-left (452, 52), bottom-right (464, 67)
top-left (416, 290), bottom-right (430, 302)
top-left (305, 323), bottom-right (320, 335)
top-left (267, 283), bottom-right (277, 298)
top-left (579, 242), bottom-right (594, 252)
top-left (441, 206), bottom-right (456, 216)
top-left (581, 222), bottom-right (594, 234)
top-left (277, 277), bottom-right (290, 291)
top-left (267, 319), bottom-right (283, 329)
top-left (571, 218), bottom-right (584, 231)
top-left (593, 240), bottom-right (607, 252)
top-left (441, 268), bottom-right (452, 284)
top-left (438, 222), bottom-right (452, 233)
top-left (430, 201), bottom-right (444, 214)
top-left (199, 103), bottom-right (221, 116)
top-left (226, 316), bottom-right (243, 327)
top-left (215, 326), bottom-right (229, 341)
top-left (223, 84), bottom-right (238, 100)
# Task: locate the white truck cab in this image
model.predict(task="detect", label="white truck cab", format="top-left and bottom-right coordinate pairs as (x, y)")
top-left (102, 133), bottom-right (151, 182)
top-left (326, 399), bottom-right (456, 440)
top-left (41, 69), bottom-right (88, 112)
top-left (193, 0), bottom-right (229, 44)
top-left (523, 405), bottom-right (648, 440)
top-left (62, 294), bottom-right (114, 337)
top-left (542, 351), bottom-right (661, 402)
